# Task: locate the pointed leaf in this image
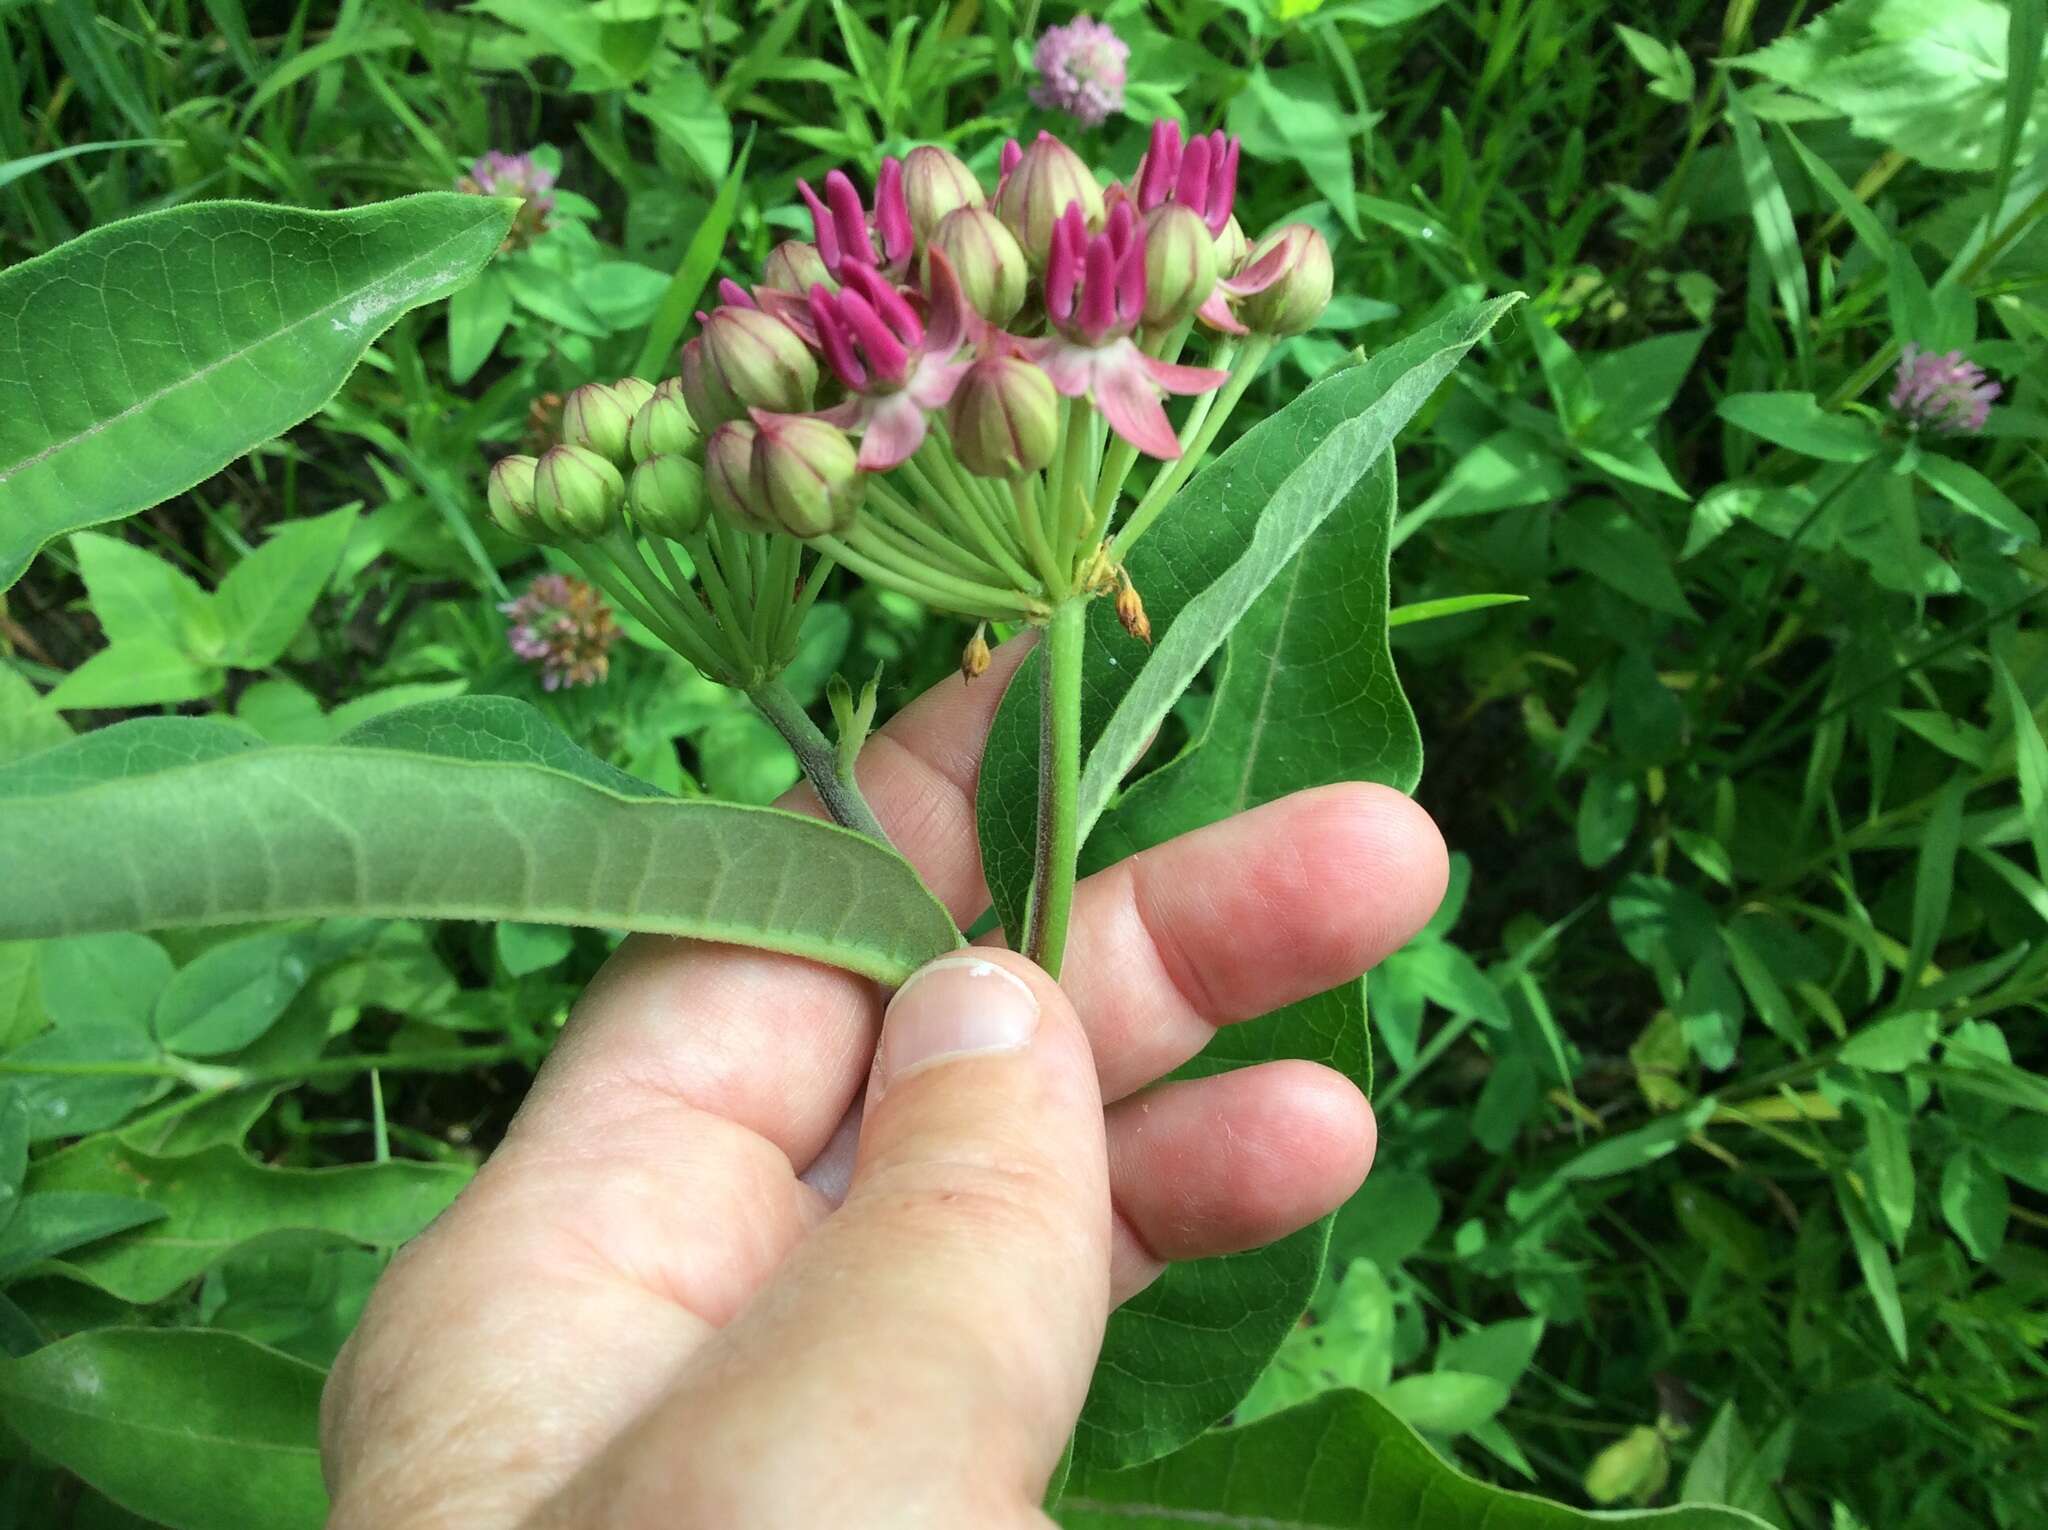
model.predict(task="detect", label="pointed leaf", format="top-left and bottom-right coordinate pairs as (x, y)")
top-left (0, 194), bottom-right (514, 591)
top-left (0, 1329), bottom-right (327, 1530)
top-left (0, 699), bottom-right (956, 984)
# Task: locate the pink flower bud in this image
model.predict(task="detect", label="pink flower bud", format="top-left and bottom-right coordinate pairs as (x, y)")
top-left (901, 145), bottom-right (984, 241)
top-left (560, 381), bottom-right (637, 466)
top-left (705, 420), bottom-right (768, 530)
top-left (994, 132), bottom-right (1104, 266)
top-left (628, 381), bottom-right (700, 464)
top-left (1239, 224), bottom-right (1332, 336)
top-left (750, 414), bottom-right (864, 539)
top-left (945, 356), bottom-right (1059, 478)
top-left (1214, 214), bottom-right (1249, 275)
top-left (533, 444), bottom-right (624, 541)
top-left (1142, 204), bottom-right (1219, 327)
top-left (629, 454), bottom-right (710, 540)
top-left (762, 240), bottom-right (834, 294)
top-left (486, 454), bottom-right (544, 542)
top-left (698, 306), bottom-right (819, 420)
top-left (928, 207), bottom-right (1029, 325)
top-left (680, 335), bottom-right (742, 430)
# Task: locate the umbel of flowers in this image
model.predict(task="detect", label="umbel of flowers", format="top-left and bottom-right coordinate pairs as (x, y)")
top-left (484, 122), bottom-right (1330, 963)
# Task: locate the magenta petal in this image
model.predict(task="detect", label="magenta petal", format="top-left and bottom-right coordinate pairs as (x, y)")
top-left (921, 247), bottom-right (972, 355)
top-left (1096, 361), bottom-right (1183, 458)
top-left (1106, 197), bottom-right (1137, 256)
top-left (825, 170), bottom-right (870, 266)
top-left (1080, 238), bottom-right (1117, 341)
top-left (1138, 119), bottom-right (1177, 211)
top-left (1210, 137), bottom-right (1240, 233)
top-left (1046, 211), bottom-right (1082, 324)
top-left (1139, 352), bottom-right (1232, 395)
top-left (855, 394), bottom-right (929, 469)
top-left (810, 288), bottom-right (867, 389)
top-left (798, 180), bottom-right (840, 274)
top-left (1116, 239), bottom-right (1146, 330)
top-left (757, 287), bottom-right (817, 343)
top-left (1196, 289), bottom-right (1248, 335)
top-left (875, 156), bottom-right (913, 268)
top-left (850, 263), bottom-right (923, 348)
top-left (718, 277), bottom-right (756, 309)
top-left (838, 290), bottom-right (911, 386)
top-left (1221, 240), bottom-right (1289, 296)
top-left (1001, 137), bottom-right (1022, 182)
top-left (1176, 134), bottom-right (1211, 213)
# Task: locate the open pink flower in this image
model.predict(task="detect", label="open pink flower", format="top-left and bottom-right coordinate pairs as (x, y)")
top-left (1133, 120), bottom-right (1238, 234)
top-left (798, 163), bottom-right (915, 281)
top-left (1017, 201), bottom-right (1227, 458)
top-left (806, 255), bottom-right (976, 469)
top-left (1030, 15), bottom-right (1127, 127)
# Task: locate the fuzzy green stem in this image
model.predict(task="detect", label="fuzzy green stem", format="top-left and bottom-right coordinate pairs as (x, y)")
top-left (749, 677), bottom-right (893, 845)
top-left (1022, 597), bottom-right (1088, 976)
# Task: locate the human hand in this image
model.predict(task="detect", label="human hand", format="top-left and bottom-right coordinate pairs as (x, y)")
top-left (320, 640), bottom-right (1446, 1527)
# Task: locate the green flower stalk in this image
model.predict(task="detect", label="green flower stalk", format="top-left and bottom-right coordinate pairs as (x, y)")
top-left (481, 120), bottom-right (1328, 972)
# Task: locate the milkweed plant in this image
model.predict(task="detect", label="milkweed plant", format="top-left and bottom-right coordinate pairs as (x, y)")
top-left (484, 123), bottom-right (1338, 973)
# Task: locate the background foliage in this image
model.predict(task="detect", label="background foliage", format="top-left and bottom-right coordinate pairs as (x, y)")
top-left (1, 1), bottom-right (2043, 1526)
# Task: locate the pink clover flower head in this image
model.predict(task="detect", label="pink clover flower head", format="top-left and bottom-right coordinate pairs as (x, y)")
top-left (498, 573), bottom-right (618, 691)
top-left (460, 149), bottom-right (558, 250)
top-left (1019, 200), bottom-right (1228, 459)
top-left (1133, 120), bottom-right (1240, 235)
top-left (807, 255), bottom-right (976, 469)
top-left (1890, 345), bottom-right (2001, 435)
top-left (798, 164), bottom-right (915, 281)
top-left (1030, 14), bottom-right (1128, 127)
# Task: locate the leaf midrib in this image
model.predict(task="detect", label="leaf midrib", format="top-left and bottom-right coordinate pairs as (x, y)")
top-left (0, 214), bottom-right (498, 487)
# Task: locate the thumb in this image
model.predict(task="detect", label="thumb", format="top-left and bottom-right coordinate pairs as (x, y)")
top-left (543, 950), bottom-right (1113, 1527)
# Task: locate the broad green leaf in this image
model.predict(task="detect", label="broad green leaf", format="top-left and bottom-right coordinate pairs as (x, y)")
top-left (1835, 1177), bottom-right (1909, 1360)
top-left (1939, 1149), bottom-right (2008, 1260)
top-left (1071, 986), bottom-right (1366, 1470)
top-left (1717, 392), bottom-right (1880, 463)
top-left (0, 1089), bottom-right (26, 1228)
top-left (1732, 0), bottom-right (2046, 174)
top-left (0, 1329), bottom-right (327, 1530)
top-left (1085, 454), bottom-right (1415, 863)
top-left (37, 933), bottom-right (173, 1032)
top-left (0, 194), bottom-right (514, 591)
top-left (42, 640), bottom-right (222, 711)
top-left (630, 65), bottom-right (732, 180)
top-left (2, 1023), bottom-right (169, 1143)
top-left (446, 264), bottom-right (512, 383)
top-left (0, 699), bottom-right (956, 985)
top-left (69, 532), bottom-right (211, 650)
top-left (978, 296), bottom-right (1520, 934)
top-left (26, 1138), bottom-right (467, 1302)
top-left (214, 506), bottom-right (360, 668)
top-left (1235, 65), bottom-right (1364, 235)
top-left (1380, 1370), bottom-right (1510, 1434)
top-left (1555, 502), bottom-right (1697, 621)
top-left (152, 932), bottom-right (315, 1057)
top-left (1915, 455), bottom-right (2039, 544)
top-left (0, 668), bottom-right (69, 767)
top-left (1055, 1389), bottom-right (1772, 1528)
top-left (0, 1192), bottom-right (167, 1281)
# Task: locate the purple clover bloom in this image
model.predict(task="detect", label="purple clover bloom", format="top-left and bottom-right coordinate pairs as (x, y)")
top-left (1890, 345), bottom-right (2001, 435)
top-left (1030, 15), bottom-right (1128, 127)
top-left (459, 150), bottom-right (558, 250)
top-left (499, 573), bottom-right (618, 691)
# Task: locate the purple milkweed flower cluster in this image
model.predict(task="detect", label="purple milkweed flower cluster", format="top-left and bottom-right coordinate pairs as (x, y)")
top-left (1030, 14), bottom-right (1129, 127)
top-left (499, 573), bottom-right (618, 690)
top-left (458, 150), bottom-right (557, 251)
top-left (1890, 345), bottom-right (2001, 435)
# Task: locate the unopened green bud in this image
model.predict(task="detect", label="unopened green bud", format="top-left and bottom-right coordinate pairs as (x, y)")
top-left (1142, 204), bottom-right (1219, 327)
top-left (945, 356), bottom-right (1059, 478)
top-left (902, 145), bottom-right (983, 242)
top-left (611, 376), bottom-right (657, 414)
top-left (629, 383), bottom-right (701, 464)
top-left (930, 207), bottom-right (1029, 326)
top-left (486, 454), bottom-right (543, 542)
top-left (629, 454), bottom-right (709, 541)
top-left (681, 335), bottom-right (742, 431)
top-left (704, 420), bottom-right (767, 530)
top-left (560, 382), bottom-right (635, 466)
top-left (1214, 214), bottom-right (1248, 275)
top-left (701, 306), bottom-right (819, 417)
top-left (1240, 224), bottom-right (1333, 336)
top-left (750, 414), bottom-right (862, 539)
top-left (533, 443), bottom-right (624, 540)
top-left (762, 240), bottom-right (832, 295)
top-left (996, 133), bottom-right (1104, 266)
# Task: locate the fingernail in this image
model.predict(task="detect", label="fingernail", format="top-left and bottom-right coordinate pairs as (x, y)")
top-left (878, 956), bottom-right (1040, 1092)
